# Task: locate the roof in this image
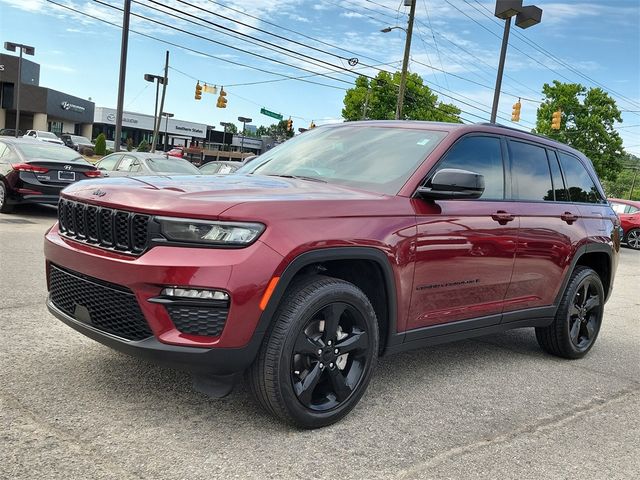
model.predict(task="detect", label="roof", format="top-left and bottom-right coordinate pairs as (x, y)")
top-left (0, 137), bottom-right (49, 145)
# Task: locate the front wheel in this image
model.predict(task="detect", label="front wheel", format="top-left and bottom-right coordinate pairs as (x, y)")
top-left (248, 276), bottom-right (379, 428)
top-left (625, 228), bottom-right (640, 250)
top-left (535, 266), bottom-right (604, 359)
top-left (0, 183), bottom-right (14, 214)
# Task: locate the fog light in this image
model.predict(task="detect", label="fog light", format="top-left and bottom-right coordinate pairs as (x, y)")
top-left (161, 287), bottom-right (229, 301)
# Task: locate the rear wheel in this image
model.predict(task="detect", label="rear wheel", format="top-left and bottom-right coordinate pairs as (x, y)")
top-left (625, 228), bottom-right (640, 250)
top-left (0, 183), bottom-right (14, 213)
top-left (248, 276), bottom-right (378, 428)
top-left (535, 266), bottom-right (604, 359)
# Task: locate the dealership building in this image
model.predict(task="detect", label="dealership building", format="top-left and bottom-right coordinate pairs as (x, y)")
top-left (0, 53), bottom-right (94, 137)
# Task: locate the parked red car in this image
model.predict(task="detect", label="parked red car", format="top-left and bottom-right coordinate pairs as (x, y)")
top-left (44, 122), bottom-right (620, 428)
top-left (166, 147), bottom-right (184, 158)
top-left (609, 198), bottom-right (640, 250)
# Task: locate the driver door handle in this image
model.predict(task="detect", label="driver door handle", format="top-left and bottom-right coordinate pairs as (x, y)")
top-left (491, 211), bottom-right (515, 225)
top-left (561, 212), bottom-right (578, 224)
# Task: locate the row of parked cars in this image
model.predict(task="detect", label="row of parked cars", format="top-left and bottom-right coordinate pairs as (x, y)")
top-left (0, 137), bottom-right (244, 213)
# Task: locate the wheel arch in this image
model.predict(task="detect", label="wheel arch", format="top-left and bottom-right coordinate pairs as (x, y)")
top-left (256, 247), bottom-right (398, 355)
top-left (555, 244), bottom-right (614, 305)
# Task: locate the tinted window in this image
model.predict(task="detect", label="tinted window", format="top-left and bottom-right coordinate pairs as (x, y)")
top-left (97, 154), bottom-right (122, 171)
top-left (547, 151), bottom-right (569, 202)
top-left (15, 143), bottom-right (85, 162)
top-left (558, 152), bottom-right (604, 204)
top-left (434, 136), bottom-right (504, 200)
top-left (508, 140), bottom-right (553, 201)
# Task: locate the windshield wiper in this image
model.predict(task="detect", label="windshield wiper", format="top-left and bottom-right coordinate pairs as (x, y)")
top-left (267, 174), bottom-right (327, 183)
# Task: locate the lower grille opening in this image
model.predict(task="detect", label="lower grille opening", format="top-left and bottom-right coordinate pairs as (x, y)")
top-left (167, 306), bottom-right (228, 337)
top-left (49, 265), bottom-right (152, 341)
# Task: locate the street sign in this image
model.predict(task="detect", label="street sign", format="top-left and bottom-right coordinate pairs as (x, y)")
top-left (260, 107), bottom-right (283, 120)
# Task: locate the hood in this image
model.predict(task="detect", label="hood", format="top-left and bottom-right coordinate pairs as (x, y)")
top-left (60, 174), bottom-right (394, 219)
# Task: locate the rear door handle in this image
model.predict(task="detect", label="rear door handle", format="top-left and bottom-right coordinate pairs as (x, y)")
top-left (491, 211), bottom-right (515, 225)
top-left (561, 212), bottom-right (578, 224)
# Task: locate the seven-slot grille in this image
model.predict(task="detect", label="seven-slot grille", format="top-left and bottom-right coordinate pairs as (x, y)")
top-left (58, 198), bottom-right (150, 255)
top-left (49, 265), bottom-right (152, 341)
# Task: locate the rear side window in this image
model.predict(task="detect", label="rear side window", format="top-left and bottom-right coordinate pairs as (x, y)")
top-left (97, 154), bottom-right (122, 171)
top-left (548, 151), bottom-right (569, 202)
top-left (434, 136), bottom-right (504, 200)
top-left (558, 152), bottom-right (604, 204)
top-left (508, 140), bottom-right (553, 201)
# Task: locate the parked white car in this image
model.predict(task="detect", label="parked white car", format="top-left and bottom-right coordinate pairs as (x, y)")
top-left (22, 130), bottom-right (65, 146)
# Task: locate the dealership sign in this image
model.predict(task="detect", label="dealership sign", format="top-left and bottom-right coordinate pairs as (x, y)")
top-left (96, 107), bottom-right (206, 138)
top-left (61, 101), bottom-right (86, 113)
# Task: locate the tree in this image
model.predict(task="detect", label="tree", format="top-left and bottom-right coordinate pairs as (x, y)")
top-left (224, 123), bottom-right (238, 135)
top-left (534, 80), bottom-right (625, 181)
top-left (137, 139), bottom-right (150, 152)
top-left (94, 133), bottom-right (106, 156)
top-left (601, 154), bottom-right (640, 200)
top-left (342, 71), bottom-right (461, 123)
top-left (255, 120), bottom-right (294, 140)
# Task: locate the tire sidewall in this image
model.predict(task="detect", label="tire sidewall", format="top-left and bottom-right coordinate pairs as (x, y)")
top-left (274, 281), bottom-right (378, 428)
top-left (625, 229), bottom-right (640, 250)
top-left (559, 269), bottom-right (605, 357)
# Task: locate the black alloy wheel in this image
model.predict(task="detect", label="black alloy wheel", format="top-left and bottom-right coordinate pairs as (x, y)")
top-left (625, 229), bottom-right (640, 250)
top-left (248, 276), bottom-right (378, 428)
top-left (536, 266), bottom-right (604, 359)
top-left (567, 278), bottom-right (602, 351)
top-left (291, 302), bottom-right (369, 411)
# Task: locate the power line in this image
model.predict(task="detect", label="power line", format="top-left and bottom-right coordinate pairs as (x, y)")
top-left (421, 0), bottom-right (450, 90)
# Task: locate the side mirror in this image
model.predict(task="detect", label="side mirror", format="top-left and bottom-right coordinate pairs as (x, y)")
top-left (416, 168), bottom-right (485, 200)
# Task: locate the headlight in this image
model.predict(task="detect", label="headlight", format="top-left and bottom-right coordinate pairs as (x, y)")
top-left (156, 217), bottom-right (265, 246)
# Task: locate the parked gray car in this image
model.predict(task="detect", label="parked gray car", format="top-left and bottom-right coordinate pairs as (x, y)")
top-left (94, 152), bottom-right (200, 177)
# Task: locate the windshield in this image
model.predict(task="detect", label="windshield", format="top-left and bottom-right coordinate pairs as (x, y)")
top-left (16, 143), bottom-right (85, 161)
top-left (240, 125), bottom-right (447, 194)
top-left (39, 132), bottom-right (59, 139)
top-left (147, 156), bottom-right (200, 174)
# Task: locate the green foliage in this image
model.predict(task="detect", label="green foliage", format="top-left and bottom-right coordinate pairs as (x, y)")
top-left (255, 120), bottom-right (294, 140)
top-left (342, 71), bottom-right (461, 123)
top-left (533, 80), bottom-right (625, 182)
top-left (601, 154), bottom-right (640, 200)
top-left (137, 139), bottom-right (150, 152)
top-left (94, 133), bottom-right (106, 156)
top-left (224, 123), bottom-right (238, 135)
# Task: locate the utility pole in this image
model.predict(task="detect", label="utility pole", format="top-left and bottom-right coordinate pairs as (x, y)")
top-left (629, 169), bottom-right (639, 200)
top-left (151, 51), bottom-right (169, 153)
top-left (114, 0), bottom-right (131, 152)
top-left (396, 0), bottom-right (417, 120)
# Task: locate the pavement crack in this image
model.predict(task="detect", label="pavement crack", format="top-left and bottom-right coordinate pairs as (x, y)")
top-left (396, 387), bottom-right (640, 479)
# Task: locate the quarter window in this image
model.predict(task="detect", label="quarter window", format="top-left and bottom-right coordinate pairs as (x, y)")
top-left (508, 140), bottom-right (553, 201)
top-left (558, 152), bottom-right (604, 204)
top-left (433, 136), bottom-right (504, 200)
top-left (547, 151), bottom-right (569, 202)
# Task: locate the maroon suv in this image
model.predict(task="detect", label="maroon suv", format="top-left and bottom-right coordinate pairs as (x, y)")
top-left (44, 122), bottom-right (620, 428)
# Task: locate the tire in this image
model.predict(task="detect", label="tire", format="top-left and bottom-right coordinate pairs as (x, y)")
top-left (248, 275), bottom-right (379, 429)
top-left (535, 266), bottom-right (604, 359)
top-left (0, 183), bottom-right (14, 214)
top-left (624, 228), bottom-right (640, 250)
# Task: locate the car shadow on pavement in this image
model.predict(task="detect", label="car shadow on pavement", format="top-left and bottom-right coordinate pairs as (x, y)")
top-left (2, 203), bottom-right (58, 220)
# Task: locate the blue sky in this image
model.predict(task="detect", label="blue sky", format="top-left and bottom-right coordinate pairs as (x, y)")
top-left (1, 0), bottom-right (639, 155)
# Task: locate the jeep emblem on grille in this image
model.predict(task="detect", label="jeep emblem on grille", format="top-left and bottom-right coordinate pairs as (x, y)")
top-left (92, 189), bottom-right (107, 197)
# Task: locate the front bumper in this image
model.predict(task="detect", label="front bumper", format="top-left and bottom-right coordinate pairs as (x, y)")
top-left (47, 300), bottom-right (262, 374)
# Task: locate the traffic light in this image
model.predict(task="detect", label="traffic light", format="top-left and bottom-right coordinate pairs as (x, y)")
top-left (511, 100), bottom-right (521, 122)
top-left (309, 121), bottom-right (316, 129)
top-left (216, 87), bottom-right (227, 108)
top-left (194, 81), bottom-right (202, 100)
top-left (286, 118), bottom-right (293, 131)
top-left (551, 109), bottom-right (562, 130)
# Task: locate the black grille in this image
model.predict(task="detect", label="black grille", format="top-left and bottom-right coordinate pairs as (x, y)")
top-left (167, 306), bottom-right (228, 337)
top-left (49, 265), bottom-right (152, 341)
top-left (58, 198), bottom-right (150, 255)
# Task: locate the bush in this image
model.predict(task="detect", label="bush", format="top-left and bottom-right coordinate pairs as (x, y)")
top-left (126, 138), bottom-right (133, 152)
top-left (94, 133), bottom-right (106, 156)
top-left (137, 139), bottom-right (150, 152)
top-left (80, 147), bottom-right (95, 156)
top-left (105, 149), bottom-right (114, 155)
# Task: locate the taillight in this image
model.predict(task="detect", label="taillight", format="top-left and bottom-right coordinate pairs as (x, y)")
top-left (83, 170), bottom-right (102, 178)
top-left (11, 163), bottom-right (49, 174)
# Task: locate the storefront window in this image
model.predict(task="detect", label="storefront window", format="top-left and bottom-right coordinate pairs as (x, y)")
top-left (48, 121), bottom-right (63, 136)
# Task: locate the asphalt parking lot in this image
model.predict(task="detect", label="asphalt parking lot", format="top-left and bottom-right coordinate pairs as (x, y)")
top-left (1, 204), bottom-right (638, 480)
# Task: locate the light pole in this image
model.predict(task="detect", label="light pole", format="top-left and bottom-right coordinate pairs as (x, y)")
top-left (238, 116), bottom-right (252, 154)
top-left (4, 42), bottom-right (35, 137)
top-left (162, 112), bottom-right (174, 152)
top-left (490, 0), bottom-right (542, 123)
top-left (114, 0), bottom-right (132, 152)
top-left (381, 0), bottom-right (417, 120)
top-left (144, 73), bottom-right (165, 148)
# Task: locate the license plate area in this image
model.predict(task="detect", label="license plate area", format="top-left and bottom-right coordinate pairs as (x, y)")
top-left (58, 171), bottom-right (76, 182)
